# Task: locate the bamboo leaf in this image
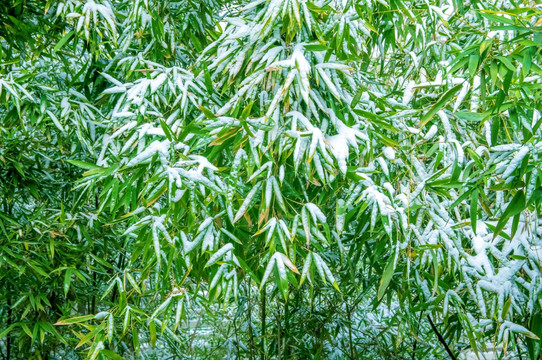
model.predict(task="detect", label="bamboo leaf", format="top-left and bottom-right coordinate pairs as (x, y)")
top-left (55, 314), bottom-right (95, 325)
top-left (418, 84), bottom-right (463, 128)
top-left (377, 255), bottom-right (395, 301)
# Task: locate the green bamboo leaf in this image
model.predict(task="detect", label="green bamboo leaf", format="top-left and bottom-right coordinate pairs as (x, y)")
top-left (198, 105), bottom-right (217, 120)
top-left (160, 120), bottom-right (176, 142)
top-left (233, 182), bottom-right (262, 223)
top-left (55, 314), bottom-right (95, 325)
top-left (236, 255), bottom-right (260, 286)
top-left (63, 269), bottom-right (72, 297)
top-left (53, 31), bottom-right (74, 52)
top-left (353, 109), bottom-right (399, 132)
top-left (0, 324), bottom-right (16, 339)
top-left (479, 11), bottom-right (515, 25)
top-left (126, 272), bottom-right (141, 294)
top-left (493, 190), bottom-right (526, 239)
top-left (220, 228), bottom-right (243, 244)
top-left (149, 321), bottom-right (157, 347)
top-left (123, 308), bottom-right (131, 333)
top-left (350, 89), bottom-right (363, 108)
top-left (205, 243), bottom-right (234, 267)
top-left (418, 84), bottom-right (463, 128)
top-left (455, 112), bottom-right (489, 122)
top-left (304, 44), bottom-right (329, 52)
top-left (275, 254), bottom-right (289, 300)
top-left (299, 252), bottom-right (312, 287)
top-left (101, 349), bottom-right (125, 360)
top-left (377, 255), bottom-right (395, 301)
top-left (46, 110), bottom-right (64, 132)
top-left (260, 255), bottom-right (276, 290)
top-left (468, 53), bottom-right (479, 78)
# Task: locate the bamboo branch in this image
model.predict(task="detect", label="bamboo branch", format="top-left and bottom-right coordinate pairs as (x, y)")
top-left (427, 315), bottom-right (456, 360)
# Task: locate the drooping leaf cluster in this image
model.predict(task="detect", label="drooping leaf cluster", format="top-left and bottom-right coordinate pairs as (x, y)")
top-left (1, 0), bottom-right (542, 359)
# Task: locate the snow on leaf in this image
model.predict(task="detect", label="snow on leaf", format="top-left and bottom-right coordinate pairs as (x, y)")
top-left (205, 243), bottom-right (234, 267)
top-left (233, 182), bottom-right (262, 223)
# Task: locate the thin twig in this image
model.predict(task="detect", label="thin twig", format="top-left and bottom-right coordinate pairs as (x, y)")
top-left (411, 311), bottom-right (424, 360)
top-left (514, 333), bottom-right (522, 360)
top-left (427, 315), bottom-right (456, 360)
top-left (188, 309), bottom-right (204, 354)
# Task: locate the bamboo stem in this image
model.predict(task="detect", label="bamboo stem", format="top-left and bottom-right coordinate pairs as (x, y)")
top-left (260, 288), bottom-right (266, 360)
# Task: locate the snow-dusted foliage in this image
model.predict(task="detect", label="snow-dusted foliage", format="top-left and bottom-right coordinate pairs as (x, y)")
top-left (1, 0), bottom-right (542, 358)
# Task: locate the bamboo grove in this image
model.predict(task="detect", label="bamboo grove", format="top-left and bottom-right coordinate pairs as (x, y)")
top-left (1, 0), bottom-right (542, 359)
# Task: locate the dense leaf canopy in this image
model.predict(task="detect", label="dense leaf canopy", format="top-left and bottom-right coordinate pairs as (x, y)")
top-left (1, 0), bottom-right (542, 359)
